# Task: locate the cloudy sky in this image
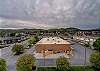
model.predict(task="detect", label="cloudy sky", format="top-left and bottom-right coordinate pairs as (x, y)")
top-left (0, 0), bottom-right (100, 29)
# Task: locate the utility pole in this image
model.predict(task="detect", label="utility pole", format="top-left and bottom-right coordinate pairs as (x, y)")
top-left (43, 50), bottom-right (45, 71)
top-left (84, 46), bottom-right (86, 71)
top-left (0, 49), bottom-right (1, 57)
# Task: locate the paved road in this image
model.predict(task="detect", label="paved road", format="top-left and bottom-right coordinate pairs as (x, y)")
top-left (1, 44), bottom-right (35, 71)
top-left (0, 40), bottom-right (93, 71)
top-left (1, 46), bottom-right (17, 71)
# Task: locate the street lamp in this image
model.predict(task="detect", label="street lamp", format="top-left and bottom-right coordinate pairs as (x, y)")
top-left (84, 45), bottom-right (87, 71)
top-left (43, 49), bottom-right (46, 71)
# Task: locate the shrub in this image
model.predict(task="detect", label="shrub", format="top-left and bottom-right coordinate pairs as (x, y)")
top-left (84, 43), bottom-right (90, 47)
top-left (90, 52), bottom-right (100, 71)
top-left (28, 36), bottom-right (37, 45)
top-left (16, 54), bottom-right (36, 71)
top-left (0, 58), bottom-right (6, 71)
top-left (56, 56), bottom-right (70, 71)
top-left (12, 44), bottom-right (24, 55)
top-left (93, 38), bottom-right (100, 51)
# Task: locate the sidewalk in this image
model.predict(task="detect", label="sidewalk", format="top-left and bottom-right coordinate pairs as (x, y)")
top-left (34, 52), bottom-right (70, 59)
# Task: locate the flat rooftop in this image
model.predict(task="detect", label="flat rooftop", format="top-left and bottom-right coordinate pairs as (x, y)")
top-left (36, 37), bottom-right (70, 44)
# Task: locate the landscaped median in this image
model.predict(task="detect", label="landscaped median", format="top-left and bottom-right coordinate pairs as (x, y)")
top-left (37, 66), bottom-right (94, 71)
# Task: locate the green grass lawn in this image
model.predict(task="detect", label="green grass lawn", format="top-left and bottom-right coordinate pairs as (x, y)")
top-left (71, 66), bottom-right (94, 71)
top-left (37, 66), bottom-right (94, 71)
top-left (37, 67), bottom-right (56, 71)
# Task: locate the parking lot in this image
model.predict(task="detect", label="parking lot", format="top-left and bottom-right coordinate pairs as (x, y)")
top-left (36, 43), bottom-right (93, 67)
top-left (0, 40), bottom-right (93, 71)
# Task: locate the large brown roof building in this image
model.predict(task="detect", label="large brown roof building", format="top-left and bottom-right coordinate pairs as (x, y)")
top-left (35, 37), bottom-right (73, 56)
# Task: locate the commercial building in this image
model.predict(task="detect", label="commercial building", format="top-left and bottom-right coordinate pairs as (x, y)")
top-left (35, 37), bottom-right (73, 56)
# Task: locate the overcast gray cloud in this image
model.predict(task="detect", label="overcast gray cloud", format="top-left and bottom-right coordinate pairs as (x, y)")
top-left (0, 0), bottom-right (100, 29)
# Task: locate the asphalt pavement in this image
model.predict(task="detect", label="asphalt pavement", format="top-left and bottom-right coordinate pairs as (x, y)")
top-left (0, 40), bottom-right (93, 71)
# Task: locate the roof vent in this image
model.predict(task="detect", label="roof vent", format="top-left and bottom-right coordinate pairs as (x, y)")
top-left (58, 41), bottom-right (60, 43)
top-left (47, 39), bottom-right (49, 41)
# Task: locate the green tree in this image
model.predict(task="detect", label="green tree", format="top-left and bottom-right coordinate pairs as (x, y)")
top-left (56, 56), bottom-right (70, 71)
top-left (28, 36), bottom-right (37, 45)
top-left (0, 58), bottom-right (6, 71)
top-left (16, 54), bottom-right (36, 71)
top-left (0, 31), bottom-right (6, 37)
top-left (90, 52), bottom-right (100, 71)
top-left (12, 44), bottom-right (24, 55)
top-left (0, 40), bottom-right (2, 44)
top-left (93, 38), bottom-right (100, 51)
top-left (10, 33), bottom-right (16, 37)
